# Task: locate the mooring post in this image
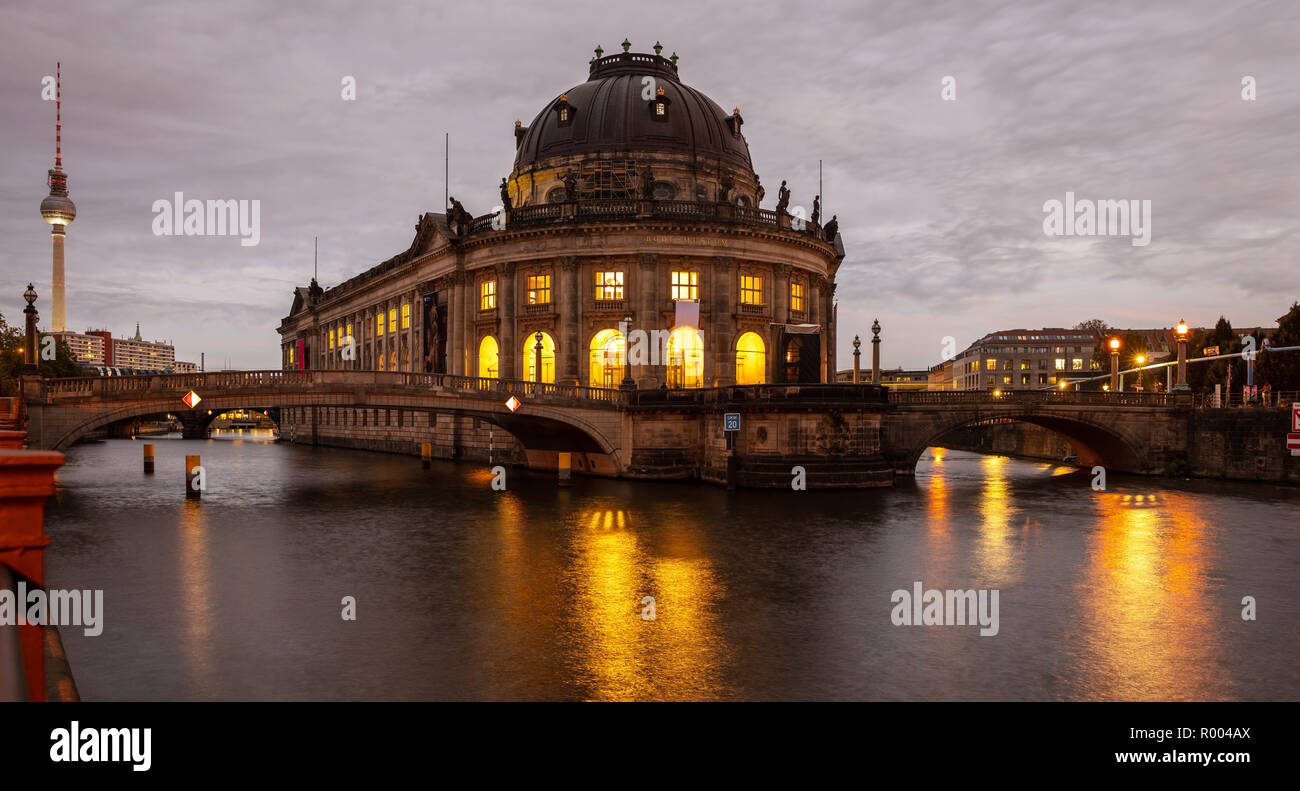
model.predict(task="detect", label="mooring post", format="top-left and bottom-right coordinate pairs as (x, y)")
top-left (421, 442), bottom-right (431, 470)
top-left (143, 443), bottom-right (154, 474)
top-left (558, 452), bottom-right (571, 487)
top-left (185, 454), bottom-right (201, 499)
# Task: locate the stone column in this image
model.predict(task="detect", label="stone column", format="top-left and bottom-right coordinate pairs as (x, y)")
top-left (809, 277), bottom-right (824, 382)
top-left (559, 257), bottom-right (581, 385)
top-left (497, 262), bottom-right (517, 379)
top-left (826, 279), bottom-right (837, 380)
top-left (713, 257), bottom-right (736, 387)
top-left (460, 274), bottom-right (472, 376)
top-left (449, 273), bottom-right (465, 375)
top-left (637, 254), bottom-right (659, 387)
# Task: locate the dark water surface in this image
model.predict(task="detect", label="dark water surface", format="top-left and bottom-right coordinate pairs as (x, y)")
top-left (43, 435), bottom-right (1300, 701)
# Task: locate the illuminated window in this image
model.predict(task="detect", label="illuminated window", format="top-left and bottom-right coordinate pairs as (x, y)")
top-left (388, 308), bottom-right (397, 333)
top-left (1004, 359), bottom-right (1013, 370)
top-left (740, 275), bottom-right (763, 305)
top-left (1072, 359), bottom-right (1084, 370)
top-left (378, 351), bottom-right (384, 370)
top-left (560, 107), bottom-right (569, 122)
top-left (986, 359), bottom-right (997, 371)
top-left (288, 346), bottom-right (295, 364)
top-left (377, 314), bottom-right (384, 337)
top-left (1090, 360), bottom-right (1100, 370)
top-left (1038, 373), bottom-right (1047, 384)
top-left (735, 332), bottom-right (766, 385)
top-left (527, 275), bottom-right (552, 305)
top-left (671, 271), bottom-right (698, 301)
top-left (1020, 359), bottom-right (1030, 370)
top-left (329, 328), bottom-right (335, 350)
top-left (402, 304), bottom-right (410, 329)
top-left (1055, 358), bottom-right (1066, 370)
top-left (523, 332), bottom-right (556, 383)
top-left (655, 101), bottom-right (665, 116)
top-left (790, 282), bottom-right (804, 312)
top-left (987, 375), bottom-right (995, 385)
top-left (478, 336), bottom-right (499, 379)
top-left (1003, 374), bottom-right (1012, 384)
top-left (596, 271), bottom-right (624, 300)
top-left (1049, 375), bottom-right (1057, 384)
top-left (588, 329), bottom-right (626, 387)
top-left (481, 280), bottom-right (497, 310)
top-left (667, 327), bottom-right (704, 388)
top-left (1021, 373), bottom-right (1030, 385)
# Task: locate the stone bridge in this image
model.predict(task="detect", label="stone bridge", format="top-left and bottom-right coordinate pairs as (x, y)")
top-left (15, 372), bottom-right (1296, 486)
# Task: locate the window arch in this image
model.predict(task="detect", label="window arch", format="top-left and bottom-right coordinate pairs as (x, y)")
top-left (589, 328), bottom-right (626, 388)
top-left (479, 336), bottom-right (499, 379)
top-left (547, 186), bottom-right (568, 204)
top-left (735, 332), bottom-right (766, 385)
top-left (667, 326), bottom-right (704, 388)
top-left (523, 332), bottom-right (556, 384)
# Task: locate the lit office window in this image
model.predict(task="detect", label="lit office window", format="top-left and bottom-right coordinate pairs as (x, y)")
top-left (481, 280), bottom-right (497, 310)
top-left (1072, 359), bottom-right (1084, 370)
top-left (671, 271), bottom-right (698, 301)
top-left (1055, 358), bottom-right (1066, 370)
top-left (527, 275), bottom-right (552, 305)
top-left (596, 271), bottom-right (624, 300)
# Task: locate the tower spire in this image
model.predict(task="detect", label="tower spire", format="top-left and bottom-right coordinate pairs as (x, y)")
top-left (56, 61), bottom-right (62, 169)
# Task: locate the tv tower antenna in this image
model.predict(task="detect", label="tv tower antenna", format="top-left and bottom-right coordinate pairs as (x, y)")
top-left (40, 61), bottom-right (76, 333)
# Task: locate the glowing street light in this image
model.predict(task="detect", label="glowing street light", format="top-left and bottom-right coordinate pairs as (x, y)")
top-left (1108, 338), bottom-right (1121, 392)
top-left (1174, 319), bottom-right (1190, 391)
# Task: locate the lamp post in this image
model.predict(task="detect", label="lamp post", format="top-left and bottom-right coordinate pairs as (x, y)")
top-left (871, 319), bottom-right (881, 385)
top-left (533, 330), bottom-right (544, 386)
top-left (1174, 319), bottom-right (1190, 391)
top-left (620, 314), bottom-right (636, 390)
top-left (1134, 354), bottom-right (1145, 392)
top-left (22, 283), bottom-right (39, 375)
top-left (1109, 337), bottom-right (1120, 393)
top-left (852, 335), bottom-right (861, 384)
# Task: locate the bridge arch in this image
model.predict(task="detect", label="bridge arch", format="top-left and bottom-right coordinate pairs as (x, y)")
top-left (894, 409), bottom-right (1148, 475)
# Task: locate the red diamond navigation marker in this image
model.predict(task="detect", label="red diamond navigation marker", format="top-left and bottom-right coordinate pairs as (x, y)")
top-left (183, 390), bottom-right (202, 409)
top-left (505, 396), bottom-right (521, 412)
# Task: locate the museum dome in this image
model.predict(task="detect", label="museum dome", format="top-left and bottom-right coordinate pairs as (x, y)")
top-left (512, 47), bottom-right (754, 175)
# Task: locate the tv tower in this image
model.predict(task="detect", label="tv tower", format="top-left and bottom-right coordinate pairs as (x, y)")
top-left (39, 62), bottom-right (76, 333)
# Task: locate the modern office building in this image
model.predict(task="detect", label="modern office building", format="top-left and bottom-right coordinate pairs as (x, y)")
top-left (952, 328), bottom-right (1102, 391)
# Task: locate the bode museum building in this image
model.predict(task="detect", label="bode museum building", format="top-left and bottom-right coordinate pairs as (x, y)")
top-left (279, 44), bottom-right (844, 392)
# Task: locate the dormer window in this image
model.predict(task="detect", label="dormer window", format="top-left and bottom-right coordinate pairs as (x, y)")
top-left (649, 86), bottom-right (671, 122)
top-left (554, 93), bottom-right (575, 127)
top-left (726, 107), bottom-right (744, 136)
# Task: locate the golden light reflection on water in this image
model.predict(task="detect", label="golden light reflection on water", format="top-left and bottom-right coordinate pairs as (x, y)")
top-left (1078, 489), bottom-right (1217, 700)
top-left (178, 499), bottom-right (214, 685)
top-left (568, 505), bottom-right (727, 701)
top-left (974, 455), bottom-right (1017, 586)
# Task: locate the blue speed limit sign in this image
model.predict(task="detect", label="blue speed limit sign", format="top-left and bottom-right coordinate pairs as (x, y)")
top-left (724, 412), bottom-right (740, 431)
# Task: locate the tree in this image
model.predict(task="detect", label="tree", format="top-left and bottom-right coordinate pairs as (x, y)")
top-left (0, 311), bottom-right (93, 396)
top-left (1259, 301), bottom-right (1300, 391)
top-left (1073, 319), bottom-right (1111, 335)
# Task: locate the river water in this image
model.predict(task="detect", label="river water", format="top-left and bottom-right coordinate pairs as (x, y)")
top-left (42, 434), bottom-right (1300, 701)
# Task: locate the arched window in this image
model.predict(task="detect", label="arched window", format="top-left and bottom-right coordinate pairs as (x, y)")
top-left (667, 327), bottom-right (704, 388)
top-left (651, 181), bottom-right (676, 200)
top-left (523, 332), bottom-right (556, 384)
top-left (735, 332), bottom-right (766, 385)
top-left (589, 329), bottom-right (626, 388)
top-left (547, 187), bottom-right (568, 204)
top-left (479, 336), bottom-right (499, 379)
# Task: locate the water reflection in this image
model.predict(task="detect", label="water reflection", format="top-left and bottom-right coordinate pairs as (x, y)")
top-left (40, 441), bottom-right (1300, 701)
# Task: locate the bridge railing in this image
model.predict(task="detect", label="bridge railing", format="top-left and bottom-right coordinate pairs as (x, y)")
top-left (888, 390), bottom-right (1176, 406)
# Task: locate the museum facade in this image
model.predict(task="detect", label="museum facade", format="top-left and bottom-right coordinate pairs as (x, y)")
top-left (279, 45), bottom-right (844, 390)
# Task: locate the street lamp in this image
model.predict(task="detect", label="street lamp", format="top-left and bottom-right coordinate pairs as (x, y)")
top-left (852, 335), bottom-right (861, 384)
top-left (1108, 337), bottom-right (1120, 392)
top-left (871, 319), bottom-right (881, 385)
top-left (1174, 319), bottom-right (1190, 391)
top-left (22, 283), bottom-right (39, 374)
top-left (620, 313), bottom-right (637, 390)
top-left (533, 330), bottom-right (544, 386)
top-left (1134, 354), bottom-right (1145, 391)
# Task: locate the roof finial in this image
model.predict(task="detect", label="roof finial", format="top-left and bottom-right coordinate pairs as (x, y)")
top-left (594, 44), bottom-right (604, 58)
top-left (621, 38), bottom-right (631, 53)
top-left (669, 52), bottom-right (679, 66)
top-left (653, 41), bottom-right (663, 56)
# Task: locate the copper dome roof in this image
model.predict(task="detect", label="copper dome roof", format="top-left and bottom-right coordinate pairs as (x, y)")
top-left (512, 51), bottom-right (753, 174)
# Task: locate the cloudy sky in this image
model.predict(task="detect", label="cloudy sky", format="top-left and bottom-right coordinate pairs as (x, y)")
top-left (2, 0), bottom-right (1296, 370)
